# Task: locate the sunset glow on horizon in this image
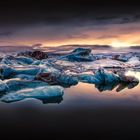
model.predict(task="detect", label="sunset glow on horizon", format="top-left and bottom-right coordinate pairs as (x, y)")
top-left (1, 21), bottom-right (140, 48)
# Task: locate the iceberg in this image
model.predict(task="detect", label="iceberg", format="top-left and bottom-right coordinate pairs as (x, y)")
top-left (1, 86), bottom-right (64, 103)
top-left (79, 68), bottom-right (139, 92)
top-left (126, 56), bottom-right (140, 67)
top-left (13, 74), bottom-right (35, 80)
top-left (0, 78), bottom-right (49, 93)
top-left (17, 50), bottom-right (48, 60)
top-left (5, 78), bottom-right (48, 92)
top-left (114, 52), bottom-right (140, 62)
top-left (0, 80), bottom-right (8, 93)
top-left (0, 65), bottom-right (41, 79)
top-left (58, 48), bottom-right (96, 62)
top-left (79, 68), bottom-right (121, 84)
top-left (1, 55), bottom-right (34, 65)
top-left (35, 72), bottom-right (78, 87)
top-left (0, 47), bottom-right (139, 104)
top-left (52, 58), bottom-right (132, 74)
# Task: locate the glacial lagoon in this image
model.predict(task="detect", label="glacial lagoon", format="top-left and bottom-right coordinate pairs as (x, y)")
top-left (0, 47), bottom-right (140, 107)
top-left (1, 47), bottom-right (140, 139)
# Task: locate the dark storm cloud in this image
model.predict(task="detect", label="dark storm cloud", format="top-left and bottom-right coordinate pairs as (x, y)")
top-left (0, 0), bottom-right (140, 46)
top-left (0, 32), bottom-right (12, 38)
top-left (0, 0), bottom-right (140, 26)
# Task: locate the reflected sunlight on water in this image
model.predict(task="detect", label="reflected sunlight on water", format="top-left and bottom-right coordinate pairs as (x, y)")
top-left (125, 71), bottom-right (140, 81)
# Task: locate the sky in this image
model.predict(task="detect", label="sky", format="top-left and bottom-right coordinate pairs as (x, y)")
top-left (0, 1), bottom-right (140, 48)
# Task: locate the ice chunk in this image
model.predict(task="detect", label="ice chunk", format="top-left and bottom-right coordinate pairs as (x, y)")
top-left (17, 50), bottom-right (48, 60)
top-left (126, 56), bottom-right (140, 67)
top-left (59, 48), bottom-right (96, 62)
top-left (13, 74), bottom-right (35, 80)
top-left (114, 52), bottom-right (140, 63)
top-left (32, 60), bottom-right (41, 65)
top-left (0, 80), bottom-right (8, 93)
top-left (79, 68), bottom-right (120, 84)
top-left (118, 73), bottom-right (139, 84)
top-left (83, 59), bottom-right (131, 70)
top-left (0, 65), bottom-right (41, 79)
top-left (35, 72), bottom-right (78, 87)
top-left (15, 56), bottom-right (34, 65)
top-left (4, 78), bottom-right (48, 92)
top-left (15, 67), bottom-right (41, 75)
top-left (52, 59), bottom-right (131, 74)
top-left (79, 68), bottom-right (139, 92)
top-left (56, 74), bottom-right (78, 87)
top-left (1, 55), bottom-right (34, 65)
top-left (0, 65), bottom-right (16, 79)
top-left (115, 52), bottom-right (134, 62)
top-left (72, 48), bottom-right (91, 54)
top-left (0, 78), bottom-right (49, 94)
top-left (1, 86), bottom-right (64, 103)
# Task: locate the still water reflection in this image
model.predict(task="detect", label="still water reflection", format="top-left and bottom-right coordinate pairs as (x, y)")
top-left (0, 72), bottom-right (140, 107)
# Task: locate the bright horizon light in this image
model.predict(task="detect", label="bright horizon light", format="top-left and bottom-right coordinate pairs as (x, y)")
top-left (109, 40), bottom-right (139, 48)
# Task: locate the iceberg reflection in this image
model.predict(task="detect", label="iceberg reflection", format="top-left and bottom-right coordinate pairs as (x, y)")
top-left (95, 81), bottom-right (139, 92)
top-left (0, 48), bottom-right (139, 104)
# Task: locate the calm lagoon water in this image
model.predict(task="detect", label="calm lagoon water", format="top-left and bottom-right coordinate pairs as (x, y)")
top-left (1, 71), bottom-right (140, 107)
top-left (1, 48), bottom-right (140, 139)
top-left (1, 79), bottom-right (140, 139)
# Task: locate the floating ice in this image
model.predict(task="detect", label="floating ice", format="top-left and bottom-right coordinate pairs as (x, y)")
top-left (1, 86), bottom-right (64, 103)
top-left (1, 55), bottom-right (34, 65)
top-left (126, 56), bottom-right (140, 67)
top-left (35, 72), bottom-right (78, 87)
top-left (115, 52), bottom-right (138, 62)
top-left (52, 58), bottom-right (132, 74)
top-left (79, 68), bottom-right (139, 92)
top-left (58, 48), bottom-right (96, 62)
top-left (13, 74), bottom-right (35, 80)
top-left (5, 78), bottom-right (48, 92)
top-left (0, 65), bottom-right (41, 79)
top-left (0, 80), bottom-right (8, 93)
top-left (17, 50), bottom-right (48, 60)
top-left (79, 68), bottom-right (120, 84)
top-left (0, 48), bottom-right (139, 103)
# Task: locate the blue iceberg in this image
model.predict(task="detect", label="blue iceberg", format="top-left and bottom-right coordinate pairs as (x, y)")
top-left (0, 78), bottom-right (49, 94)
top-left (79, 68), bottom-right (120, 84)
top-left (1, 55), bottom-right (34, 65)
top-left (1, 85), bottom-right (64, 103)
top-left (79, 68), bottom-right (139, 92)
top-left (59, 48), bottom-right (96, 62)
top-left (5, 79), bottom-right (48, 92)
top-left (0, 80), bottom-right (8, 93)
top-left (35, 72), bottom-right (78, 87)
top-left (0, 65), bottom-right (41, 79)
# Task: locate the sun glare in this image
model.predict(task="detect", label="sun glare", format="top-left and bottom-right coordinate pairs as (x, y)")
top-left (109, 40), bottom-right (136, 48)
